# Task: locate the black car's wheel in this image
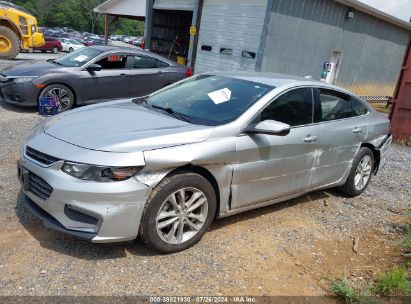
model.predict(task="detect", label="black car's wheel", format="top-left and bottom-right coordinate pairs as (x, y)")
top-left (39, 84), bottom-right (75, 112)
top-left (52, 46), bottom-right (59, 54)
top-left (69, 47), bottom-right (74, 53)
top-left (0, 26), bottom-right (20, 60)
top-left (338, 147), bottom-right (374, 197)
top-left (140, 171), bottom-right (216, 253)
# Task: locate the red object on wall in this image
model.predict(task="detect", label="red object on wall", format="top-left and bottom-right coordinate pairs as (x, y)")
top-left (390, 35), bottom-right (411, 141)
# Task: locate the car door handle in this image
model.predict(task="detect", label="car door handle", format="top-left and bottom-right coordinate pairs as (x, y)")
top-left (353, 127), bottom-right (363, 134)
top-left (304, 135), bottom-right (318, 143)
top-left (119, 73), bottom-right (127, 76)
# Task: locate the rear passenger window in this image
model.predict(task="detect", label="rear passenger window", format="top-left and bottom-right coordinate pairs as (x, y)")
top-left (260, 88), bottom-right (313, 127)
top-left (132, 56), bottom-right (167, 68)
top-left (319, 90), bottom-right (352, 121)
top-left (352, 98), bottom-right (369, 116)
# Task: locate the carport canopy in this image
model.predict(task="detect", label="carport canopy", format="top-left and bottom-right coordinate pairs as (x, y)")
top-left (94, 0), bottom-right (147, 45)
top-left (94, 0), bottom-right (146, 19)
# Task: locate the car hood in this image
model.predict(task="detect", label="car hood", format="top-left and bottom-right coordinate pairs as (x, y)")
top-left (43, 100), bottom-right (214, 153)
top-left (2, 62), bottom-right (68, 77)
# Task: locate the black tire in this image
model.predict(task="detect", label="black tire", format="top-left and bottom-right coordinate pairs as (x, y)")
top-left (52, 46), bottom-right (59, 54)
top-left (41, 50), bottom-right (46, 53)
top-left (140, 171), bottom-right (217, 253)
top-left (0, 26), bottom-right (20, 60)
top-left (39, 84), bottom-right (75, 112)
top-left (69, 47), bottom-right (74, 53)
top-left (338, 147), bottom-right (374, 197)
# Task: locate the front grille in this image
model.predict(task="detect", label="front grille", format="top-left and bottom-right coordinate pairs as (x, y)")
top-left (26, 146), bottom-right (61, 166)
top-left (64, 205), bottom-right (99, 225)
top-left (28, 172), bottom-right (53, 200)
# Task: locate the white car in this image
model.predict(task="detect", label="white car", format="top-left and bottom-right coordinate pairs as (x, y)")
top-left (58, 38), bottom-right (85, 53)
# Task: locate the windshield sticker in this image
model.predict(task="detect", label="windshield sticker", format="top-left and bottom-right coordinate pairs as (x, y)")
top-left (73, 55), bottom-right (89, 62)
top-left (208, 88), bottom-right (232, 104)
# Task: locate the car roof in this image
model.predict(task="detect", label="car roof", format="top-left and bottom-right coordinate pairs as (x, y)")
top-left (211, 71), bottom-right (317, 87)
top-left (89, 46), bottom-right (178, 66)
top-left (211, 71), bottom-right (352, 94)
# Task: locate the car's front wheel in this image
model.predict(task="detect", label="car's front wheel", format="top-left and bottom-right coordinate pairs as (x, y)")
top-left (338, 147), bottom-right (374, 197)
top-left (39, 84), bottom-right (75, 112)
top-left (52, 46), bottom-right (59, 54)
top-left (69, 47), bottom-right (74, 53)
top-left (140, 171), bottom-right (216, 253)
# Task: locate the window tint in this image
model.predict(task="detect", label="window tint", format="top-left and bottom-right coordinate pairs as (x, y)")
top-left (132, 55), bottom-right (167, 68)
top-left (319, 90), bottom-right (352, 121)
top-left (352, 98), bottom-right (369, 116)
top-left (95, 54), bottom-right (127, 69)
top-left (260, 88), bottom-right (313, 126)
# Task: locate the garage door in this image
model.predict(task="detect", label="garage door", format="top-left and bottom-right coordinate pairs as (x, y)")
top-left (194, 0), bottom-right (268, 73)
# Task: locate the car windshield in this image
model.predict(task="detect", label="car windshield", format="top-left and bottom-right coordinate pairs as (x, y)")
top-left (146, 75), bottom-right (274, 126)
top-left (55, 48), bottom-right (102, 67)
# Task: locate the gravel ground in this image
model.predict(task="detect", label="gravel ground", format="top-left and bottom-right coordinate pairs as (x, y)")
top-left (0, 99), bottom-right (410, 296)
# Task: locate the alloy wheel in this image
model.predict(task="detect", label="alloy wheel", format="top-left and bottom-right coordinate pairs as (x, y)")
top-left (354, 155), bottom-right (372, 191)
top-left (44, 87), bottom-right (72, 112)
top-left (156, 187), bottom-right (208, 245)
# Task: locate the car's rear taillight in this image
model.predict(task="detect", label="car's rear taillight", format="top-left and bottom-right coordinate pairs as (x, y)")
top-left (185, 68), bottom-right (193, 77)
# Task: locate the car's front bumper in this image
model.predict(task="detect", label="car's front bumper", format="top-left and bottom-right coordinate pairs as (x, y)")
top-left (18, 155), bottom-right (152, 243)
top-left (0, 82), bottom-right (39, 106)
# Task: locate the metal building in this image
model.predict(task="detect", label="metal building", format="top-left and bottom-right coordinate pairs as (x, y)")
top-left (143, 0), bottom-right (411, 99)
top-left (96, 0), bottom-right (411, 99)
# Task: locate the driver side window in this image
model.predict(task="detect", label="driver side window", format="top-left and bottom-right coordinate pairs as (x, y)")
top-left (258, 88), bottom-right (314, 127)
top-left (95, 54), bottom-right (127, 69)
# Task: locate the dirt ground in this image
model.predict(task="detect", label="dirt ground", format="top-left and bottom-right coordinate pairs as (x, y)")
top-left (0, 99), bottom-right (410, 297)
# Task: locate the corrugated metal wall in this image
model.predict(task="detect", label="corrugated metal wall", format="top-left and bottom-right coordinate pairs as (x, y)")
top-left (260, 0), bottom-right (410, 97)
top-left (194, 0), bottom-right (268, 74)
top-left (153, 0), bottom-right (194, 11)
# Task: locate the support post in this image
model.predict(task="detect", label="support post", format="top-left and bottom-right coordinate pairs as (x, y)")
top-left (144, 0), bottom-right (154, 50)
top-left (104, 14), bottom-right (109, 46)
top-left (187, 0), bottom-right (203, 70)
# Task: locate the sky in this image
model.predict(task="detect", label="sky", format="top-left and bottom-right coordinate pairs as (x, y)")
top-left (360, 0), bottom-right (411, 21)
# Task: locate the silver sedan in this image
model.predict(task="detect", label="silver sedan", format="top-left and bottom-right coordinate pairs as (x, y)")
top-left (17, 72), bottom-right (392, 253)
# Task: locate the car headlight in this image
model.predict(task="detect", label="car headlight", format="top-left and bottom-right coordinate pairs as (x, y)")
top-left (61, 161), bottom-right (142, 182)
top-left (12, 77), bottom-right (38, 84)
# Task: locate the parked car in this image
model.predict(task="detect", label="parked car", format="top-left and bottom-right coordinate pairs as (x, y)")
top-left (110, 35), bottom-right (125, 41)
top-left (17, 72), bottom-right (392, 253)
top-left (34, 36), bottom-right (62, 54)
top-left (85, 38), bottom-right (105, 46)
top-left (131, 37), bottom-right (143, 47)
top-left (58, 38), bottom-right (85, 52)
top-left (0, 46), bottom-right (192, 111)
top-left (123, 36), bottom-right (138, 43)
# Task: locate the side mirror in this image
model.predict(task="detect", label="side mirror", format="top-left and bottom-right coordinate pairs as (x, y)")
top-left (86, 63), bottom-right (102, 72)
top-left (245, 120), bottom-right (291, 136)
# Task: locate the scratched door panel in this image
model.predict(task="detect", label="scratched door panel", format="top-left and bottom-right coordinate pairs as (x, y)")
top-left (232, 124), bottom-right (320, 209)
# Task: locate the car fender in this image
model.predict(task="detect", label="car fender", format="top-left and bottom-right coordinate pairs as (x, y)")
top-left (136, 137), bottom-right (237, 215)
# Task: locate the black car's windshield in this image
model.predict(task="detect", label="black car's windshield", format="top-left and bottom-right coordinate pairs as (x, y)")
top-left (146, 75), bottom-right (274, 126)
top-left (55, 48), bottom-right (103, 67)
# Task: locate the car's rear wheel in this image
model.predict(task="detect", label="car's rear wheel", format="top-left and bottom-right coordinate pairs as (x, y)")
top-left (338, 147), bottom-right (374, 197)
top-left (69, 47), bottom-right (74, 53)
top-left (140, 172), bottom-right (216, 253)
top-left (39, 84), bottom-right (75, 112)
top-left (52, 46), bottom-right (59, 54)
